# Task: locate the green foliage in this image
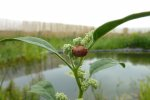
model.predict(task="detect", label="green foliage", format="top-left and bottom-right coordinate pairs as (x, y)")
top-left (93, 11), bottom-right (150, 42)
top-left (139, 77), bottom-right (150, 100)
top-left (92, 33), bottom-right (150, 49)
top-left (90, 58), bottom-right (125, 76)
top-left (0, 42), bottom-right (46, 65)
top-left (0, 36), bottom-right (72, 69)
top-left (0, 33), bottom-right (150, 65)
top-left (0, 36), bottom-right (72, 65)
top-left (29, 80), bottom-right (56, 100)
top-left (0, 81), bottom-right (39, 100)
top-left (1, 37), bottom-right (58, 54)
top-left (0, 11), bottom-right (150, 100)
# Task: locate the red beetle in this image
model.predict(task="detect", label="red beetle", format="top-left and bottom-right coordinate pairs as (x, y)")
top-left (72, 45), bottom-right (88, 57)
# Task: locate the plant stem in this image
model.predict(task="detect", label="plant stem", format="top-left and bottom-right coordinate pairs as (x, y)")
top-left (77, 57), bottom-right (84, 69)
top-left (70, 56), bottom-right (75, 68)
top-left (74, 69), bottom-right (83, 98)
top-left (55, 53), bottom-right (73, 70)
top-left (73, 57), bottom-right (85, 99)
top-left (56, 52), bottom-right (84, 98)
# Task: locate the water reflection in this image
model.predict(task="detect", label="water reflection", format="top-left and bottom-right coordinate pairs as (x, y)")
top-left (93, 52), bottom-right (150, 65)
top-left (1, 52), bottom-right (150, 100)
top-left (0, 54), bottom-right (63, 80)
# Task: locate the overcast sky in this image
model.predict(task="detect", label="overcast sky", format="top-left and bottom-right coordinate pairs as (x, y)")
top-left (0, 0), bottom-right (150, 28)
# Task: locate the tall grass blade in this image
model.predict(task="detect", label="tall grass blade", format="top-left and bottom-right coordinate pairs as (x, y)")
top-left (93, 11), bottom-right (150, 42)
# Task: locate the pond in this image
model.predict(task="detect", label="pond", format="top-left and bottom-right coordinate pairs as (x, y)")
top-left (1, 52), bottom-right (150, 100)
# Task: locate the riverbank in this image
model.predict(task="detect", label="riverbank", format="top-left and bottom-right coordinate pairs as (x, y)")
top-left (57, 48), bottom-right (150, 54)
top-left (0, 31), bottom-right (150, 65)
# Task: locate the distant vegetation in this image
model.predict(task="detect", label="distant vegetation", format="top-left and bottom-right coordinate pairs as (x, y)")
top-left (92, 32), bottom-right (150, 49)
top-left (0, 31), bottom-right (150, 65)
top-left (140, 77), bottom-right (150, 100)
top-left (0, 80), bottom-right (39, 100)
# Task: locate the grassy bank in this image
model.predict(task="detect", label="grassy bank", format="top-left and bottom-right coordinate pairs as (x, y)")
top-left (0, 31), bottom-right (150, 65)
top-left (0, 81), bottom-right (39, 100)
top-left (139, 77), bottom-right (150, 100)
top-left (0, 32), bottom-right (73, 65)
top-left (92, 32), bottom-right (150, 49)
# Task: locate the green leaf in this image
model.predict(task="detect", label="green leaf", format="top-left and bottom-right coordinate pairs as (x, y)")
top-left (0, 36), bottom-right (57, 54)
top-left (93, 11), bottom-right (150, 42)
top-left (90, 58), bottom-right (125, 76)
top-left (119, 63), bottom-right (125, 68)
top-left (28, 80), bottom-right (56, 100)
top-left (0, 36), bottom-right (72, 69)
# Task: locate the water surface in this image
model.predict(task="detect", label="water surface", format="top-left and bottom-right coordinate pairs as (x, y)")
top-left (1, 52), bottom-right (150, 100)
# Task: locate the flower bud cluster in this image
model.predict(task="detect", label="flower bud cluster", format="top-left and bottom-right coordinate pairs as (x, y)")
top-left (77, 68), bottom-right (85, 79)
top-left (72, 30), bottom-right (94, 48)
top-left (81, 81), bottom-right (89, 91)
top-left (56, 92), bottom-right (68, 100)
top-left (63, 30), bottom-right (94, 58)
top-left (73, 37), bottom-right (82, 45)
top-left (81, 78), bottom-right (98, 91)
top-left (63, 44), bottom-right (73, 57)
top-left (88, 78), bottom-right (98, 89)
top-left (80, 30), bottom-right (94, 47)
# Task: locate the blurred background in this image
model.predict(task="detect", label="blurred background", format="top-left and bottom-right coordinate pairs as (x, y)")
top-left (0, 0), bottom-right (150, 100)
